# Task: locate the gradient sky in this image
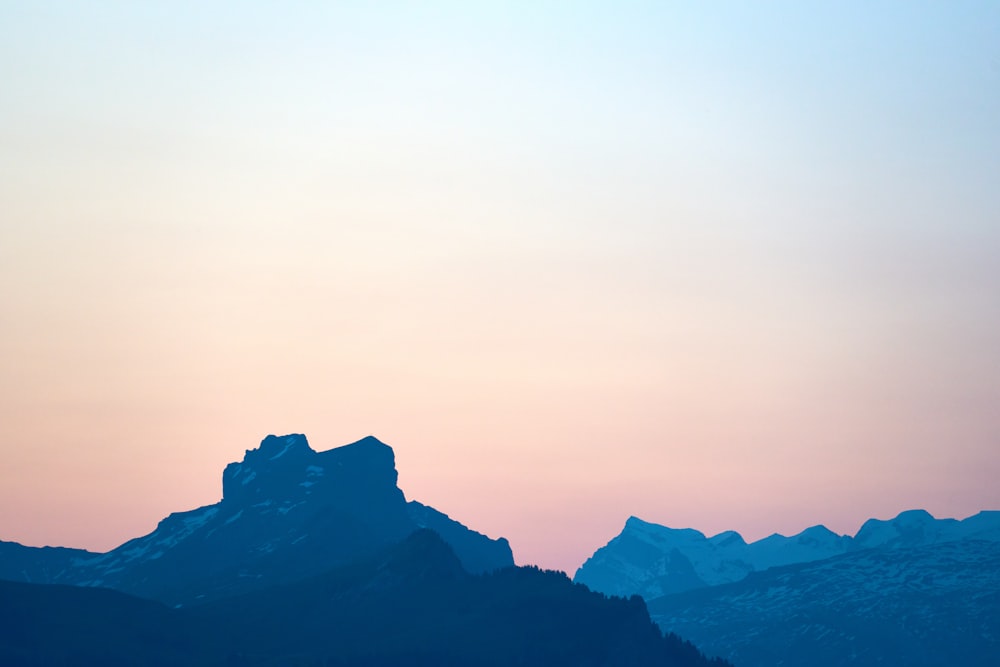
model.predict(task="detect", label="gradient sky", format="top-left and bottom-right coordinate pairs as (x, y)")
top-left (2, 1), bottom-right (999, 574)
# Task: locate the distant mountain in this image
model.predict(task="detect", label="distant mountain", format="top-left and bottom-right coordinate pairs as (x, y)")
top-left (574, 510), bottom-right (1000, 599)
top-left (646, 538), bottom-right (1000, 667)
top-left (0, 531), bottom-right (732, 667)
top-left (0, 434), bottom-right (513, 606)
top-left (853, 508), bottom-right (1000, 549)
top-left (575, 510), bottom-right (1000, 667)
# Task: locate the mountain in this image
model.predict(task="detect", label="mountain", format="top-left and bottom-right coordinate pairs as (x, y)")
top-left (0, 541), bottom-right (95, 585)
top-left (0, 531), bottom-right (733, 667)
top-left (574, 510), bottom-right (999, 599)
top-left (572, 518), bottom-right (751, 599)
top-left (646, 539), bottom-right (1000, 667)
top-left (574, 515), bottom-right (851, 599)
top-left (853, 508), bottom-right (1000, 549)
top-left (0, 434), bottom-right (513, 606)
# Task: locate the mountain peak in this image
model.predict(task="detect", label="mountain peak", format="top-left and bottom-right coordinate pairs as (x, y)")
top-left (220, 433), bottom-right (401, 506)
top-left (710, 530), bottom-right (747, 547)
top-left (893, 508), bottom-right (936, 523)
top-left (853, 509), bottom-right (947, 549)
top-left (345, 434), bottom-right (389, 448)
top-left (257, 433), bottom-right (313, 459)
top-left (377, 528), bottom-right (467, 583)
top-left (622, 516), bottom-right (708, 542)
top-left (221, 434), bottom-right (319, 503)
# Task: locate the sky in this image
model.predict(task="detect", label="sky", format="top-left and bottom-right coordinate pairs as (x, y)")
top-left (2, 1), bottom-right (999, 575)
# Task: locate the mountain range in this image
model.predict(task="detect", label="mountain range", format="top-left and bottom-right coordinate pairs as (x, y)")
top-left (575, 509), bottom-right (1000, 667)
top-left (575, 509), bottom-right (1000, 599)
top-left (0, 434), bottom-right (729, 667)
top-left (3, 432), bottom-right (997, 666)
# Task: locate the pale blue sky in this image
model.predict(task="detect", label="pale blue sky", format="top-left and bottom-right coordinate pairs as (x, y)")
top-left (2, 2), bottom-right (999, 572)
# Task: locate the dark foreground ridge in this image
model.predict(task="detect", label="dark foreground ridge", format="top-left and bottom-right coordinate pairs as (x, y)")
top-left (0, 530), bottom-right (732, 667)
top-left (1, 434), bottom-right (513, 605)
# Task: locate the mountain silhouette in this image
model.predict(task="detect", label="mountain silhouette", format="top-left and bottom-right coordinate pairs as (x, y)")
top-left (0, 434), bottom-right (513, 605)
top-left (576, 510), bottom-right (1000, 666)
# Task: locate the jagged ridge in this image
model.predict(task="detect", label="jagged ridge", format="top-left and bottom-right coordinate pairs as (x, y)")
top-left (574, 509), bottom-right (1000, 600)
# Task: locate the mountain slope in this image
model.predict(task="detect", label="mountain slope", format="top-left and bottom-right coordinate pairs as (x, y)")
top-left (646, 539), bottom-right (1000, 667)
top-left (0, 434), bottom-right (513, 605)
top-left (0, 541), bottom-right (95, 585)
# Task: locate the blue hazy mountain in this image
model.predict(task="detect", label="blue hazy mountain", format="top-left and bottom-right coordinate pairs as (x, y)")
top-left (574, 509), bottom-right (1000, 599)
top-left (0, 530), bottom-right (732, 667)
top-left (646, 538), bottom-right (1000, 667)
top-left (0, 434), bottom-right (513, 605)
top-left (575, 510), bottom-right (1000, 667)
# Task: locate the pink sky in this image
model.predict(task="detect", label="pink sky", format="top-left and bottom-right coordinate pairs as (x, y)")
top-left (2, 3), bottom-right (999, 574)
